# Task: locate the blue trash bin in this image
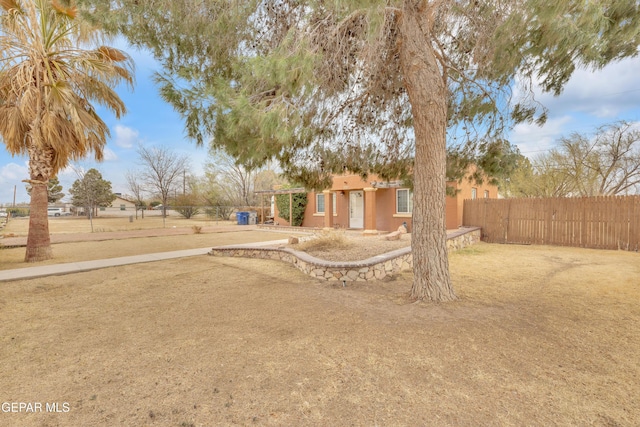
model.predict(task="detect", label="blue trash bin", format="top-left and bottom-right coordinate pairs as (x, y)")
top-left (236, 211), bottom-right (249, 225)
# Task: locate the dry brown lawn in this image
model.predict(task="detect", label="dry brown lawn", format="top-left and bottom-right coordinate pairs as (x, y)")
top-left (0, 216), bottom-right (292, 271)
top-left (0, 231), bottom-right (285, 271)
top-left (0, 242), bottom-right (639, 426)
top-left (0, 218), bottom-right (403, 269)
top-left (2, 215), bottom-right (232, 236)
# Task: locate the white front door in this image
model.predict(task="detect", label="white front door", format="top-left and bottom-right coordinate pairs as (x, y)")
top-left (349, 191), bottom-right (364, 229)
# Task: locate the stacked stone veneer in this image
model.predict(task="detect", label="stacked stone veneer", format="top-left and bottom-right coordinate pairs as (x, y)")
top-left (257, 224), bottom-right (321, 233)
top-left (209, 227), bottom-right (481, 282)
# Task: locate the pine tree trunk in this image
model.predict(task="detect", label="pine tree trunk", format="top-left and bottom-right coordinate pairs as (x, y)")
top-left (400, 2), bottom-right (456, 302)
top-left (25, 145), bottom-right (53, 262)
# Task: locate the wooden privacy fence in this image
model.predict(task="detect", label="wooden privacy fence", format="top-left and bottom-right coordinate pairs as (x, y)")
top-left (463, 195), bottom-right (640, 251)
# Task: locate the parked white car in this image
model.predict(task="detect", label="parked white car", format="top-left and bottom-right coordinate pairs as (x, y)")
top-left (47, 207), bottom-right (64, 217)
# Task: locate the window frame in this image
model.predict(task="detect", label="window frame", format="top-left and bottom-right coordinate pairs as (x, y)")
top-left (316, 193), bottom-right (325, 213)
top-left (396, 188), bottom-right (413, 214)
top-left (332, 192), bottom-right (337, 215)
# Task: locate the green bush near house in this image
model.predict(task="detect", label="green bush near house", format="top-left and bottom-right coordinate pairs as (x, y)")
top-left (275, 191), bottom-right (307, 227)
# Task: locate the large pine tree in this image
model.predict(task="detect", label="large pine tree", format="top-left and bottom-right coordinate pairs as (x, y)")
top-left (83, 0), bottom-right (640, 301)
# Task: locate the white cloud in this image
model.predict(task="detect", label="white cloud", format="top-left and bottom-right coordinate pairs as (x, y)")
top-left (60, 163), bottom-right (95, 180)
top-left (510, 115), bottom-right (573, 158)
top-left (114, 125), bottom-right (139, 149)
top-left (0, 162), bottom-right (29, 204)
top-left (0, 162), bottom-right (29, 182)
top-left (528, 56), bottom-right (640, 120)
top-left (507, 56), bottom-right (640, 159)
top-left (58, 165), bottom-right (78, 176)
top-left (103, 148), bottom-right (118, 161)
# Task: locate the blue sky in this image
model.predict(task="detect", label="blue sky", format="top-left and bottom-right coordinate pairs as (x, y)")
top-left (1, 44), bottom-right (640, 205)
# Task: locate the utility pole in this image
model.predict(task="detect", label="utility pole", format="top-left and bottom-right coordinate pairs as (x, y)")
top-left (13, 185), bottom-right (16, 207)
top-left (183, 169), bottom-right (186, 196)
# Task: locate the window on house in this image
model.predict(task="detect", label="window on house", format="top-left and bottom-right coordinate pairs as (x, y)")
top-left (316, 194), bottom-right (325, 213)
top-left (471, 188), bottom-right (477, 200)
top-left (316, 193), bottom-right (337, 214)
top-left (484, 190), bottom-right (489, 198)
top-left (332, 193), bottom-right (337, 215)
top-left (396, 189), bottom-right (413, 214)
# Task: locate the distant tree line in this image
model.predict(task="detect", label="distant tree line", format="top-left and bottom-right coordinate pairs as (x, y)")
top-left (500, 121), bottom-right (640, 198)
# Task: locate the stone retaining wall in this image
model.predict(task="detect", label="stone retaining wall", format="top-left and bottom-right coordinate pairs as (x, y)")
top-left (209, 227), bottom-right (481, 282)
top-left (446, 227), bottom-right (482, 251)
top-left (257, 224), bottom-right (320, 233)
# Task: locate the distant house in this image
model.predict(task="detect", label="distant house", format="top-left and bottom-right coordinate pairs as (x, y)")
top-left (273, 169), bottom-right (498, 233)
top-left (111, 195), bottom-right (137, 211)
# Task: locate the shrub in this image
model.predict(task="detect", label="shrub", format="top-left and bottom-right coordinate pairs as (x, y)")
top-left (297, 229), bottom-right (352, 252)
top-left (7, 207), bottom-right (29, 217)
top-left (275, 191), bottom-right (307, 226)
top-left (174, 194), bottom-right (201, 219)
top-left (206, 206), bottom-right (235, 221)
top-left (175, 205), bottom-right (201, 219)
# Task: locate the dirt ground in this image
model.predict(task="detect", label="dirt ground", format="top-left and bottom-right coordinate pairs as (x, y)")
top-left (1, 239), bottom-right (638, 426)
top-left (1, 215), bottom-right (235, 236)
top-left (0, 230), bottom-right (286, 271)
top-left (0, 218), bottom-right (408, 269)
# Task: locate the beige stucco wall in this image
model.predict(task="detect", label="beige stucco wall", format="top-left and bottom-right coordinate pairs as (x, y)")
top-left (445, 174), bottom-right (497, 230)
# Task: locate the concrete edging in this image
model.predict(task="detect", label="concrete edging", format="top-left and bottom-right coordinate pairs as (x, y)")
top-left (209, 227), bottom-right (481, 282)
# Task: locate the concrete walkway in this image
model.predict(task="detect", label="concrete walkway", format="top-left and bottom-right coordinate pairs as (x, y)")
top-left (0, 239), bottom-right (289, 282)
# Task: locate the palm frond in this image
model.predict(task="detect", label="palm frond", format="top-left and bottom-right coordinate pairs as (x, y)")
top-left (0, 0), bottom-right (134, 176)
top-left (96, 45), bottom-right (127, 62)
top-left (0, 0), bottom-right (20, 13)
top-left (51, 0), bottom-right (77, 19)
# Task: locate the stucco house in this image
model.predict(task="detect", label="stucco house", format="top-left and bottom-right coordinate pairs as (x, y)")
top-left (111, 194), bottom-right (138, 211)
top-left (273, 169), bottom-right (498, 233)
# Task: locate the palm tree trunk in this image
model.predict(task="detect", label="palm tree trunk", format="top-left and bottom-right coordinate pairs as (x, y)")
top-left (400, 1), bottom-right (456, 302)
top-left (25, 144), bottom-right (54, 262)
top-left (25, 181), bottom-right (52, 262)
